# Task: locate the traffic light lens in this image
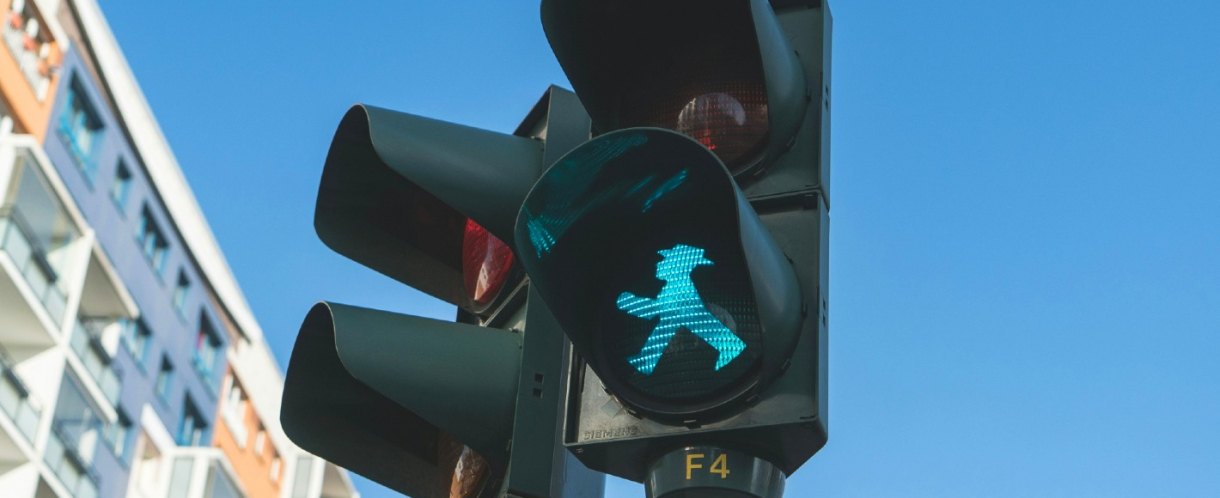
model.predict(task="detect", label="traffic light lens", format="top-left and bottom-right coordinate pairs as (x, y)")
top-left (542, 0), bottom-right (777, 175)
top-left (462, 219), bottom-right (514, 309)
top-left (518, 129), bottom-right (767, 415)
top-left (440, 435), bottom-right (490, 498)
top-left (634, 83), bottom-right (769, 171)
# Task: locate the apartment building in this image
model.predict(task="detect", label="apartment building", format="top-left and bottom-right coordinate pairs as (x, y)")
top-left (0, 1), bottom-right (357, 497)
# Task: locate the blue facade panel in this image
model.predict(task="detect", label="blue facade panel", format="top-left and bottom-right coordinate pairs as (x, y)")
top-left (41, 47), bottom-right (229, 498)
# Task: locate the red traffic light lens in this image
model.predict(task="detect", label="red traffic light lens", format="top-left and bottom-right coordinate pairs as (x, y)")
top-left (440, 435), bottom-right (490, 498)
top-left (675, 85), bottom-right (769, 167)
top-left (462, 219), bottom-right (514, 309)
top-left (610, 5), bottom-right (771, 174)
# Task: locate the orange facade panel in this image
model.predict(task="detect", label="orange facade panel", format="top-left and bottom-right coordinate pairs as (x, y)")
top-left (0, 0), bottom-right (62, 141)
top-left (215, 370), bottom-right (284, 498)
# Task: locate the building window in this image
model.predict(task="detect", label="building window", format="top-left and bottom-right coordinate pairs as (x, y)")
top-left (109, 160), bottom-right (132, 210)
top-left (254, 426), bottom-right (266, 457)
top-left (119, 318), bottom-right (150, 367)
top-left (270, 453), bottom-right (282, 483)
top-left (178, 396), bottom-right (207, 446)
top-left (172, 271), bottom-right (189, 314)
top-left (57, 76), bottom-right (105, 179)
top-left (221, 374), bottom-right (248, 447)
top-left (136, 205), bottom-right (169, 275)
top-left (194, 314), bottom-right (218, 368)
top-left (103, 408), bottom-right (134, 460)
top-left (223, 375), bottom-right (245, 418)
top-left (194, 313), bottom-right (221, 387)
top-left (291, 456), bottom-right (313, 498)
top-left (155, 356), bottom-right (173, 401)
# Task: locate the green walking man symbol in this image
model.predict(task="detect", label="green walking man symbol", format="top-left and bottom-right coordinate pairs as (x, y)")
top-left (617, 244), bottom-right (746, 375)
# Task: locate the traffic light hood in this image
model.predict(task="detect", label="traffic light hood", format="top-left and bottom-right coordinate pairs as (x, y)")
top-left (315, 105), bottom-right (543, 311)
top-left (540, 0), bottom-right (807, 176)
top-left (281, 302), bottom-right (522, 497)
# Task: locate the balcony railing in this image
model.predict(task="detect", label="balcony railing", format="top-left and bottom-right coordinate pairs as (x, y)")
top-left (45, 421), bottom-right (100, 498)
top-left (166, 449), bottom-right (248, 498)
top-left (1, 7), bottom-right (52, 100)
top-left (0, 206), bottom-right (67, 325)
top-left (0, 344), bottom-right (40, 442)
top-left (70, 319), bottom-right (122, 406)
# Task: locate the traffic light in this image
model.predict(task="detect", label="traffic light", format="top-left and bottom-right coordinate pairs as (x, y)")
top-left (281, 87), bottom-right (606, 498)
top-left (519, 0), bottom-right (833, 491)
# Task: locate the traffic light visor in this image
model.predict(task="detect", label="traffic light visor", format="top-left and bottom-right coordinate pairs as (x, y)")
top-left (541, 0), bottom-right (806, 176)
top-left (315, 105), bottom-right (541, 313)
top-left (282, 303), bottom-right (520, 497)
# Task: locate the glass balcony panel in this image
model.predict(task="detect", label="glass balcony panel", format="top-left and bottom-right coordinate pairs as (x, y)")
top-left (0, 344), bottom-right (41, 443)
top-left (23, 255), bottom-right (49, 295)
top-left (291, 456), bottom-right (313, 498)
top-left (0, 373), bottom-right (18, 416)
top-left (44, 425), bottom-right (100, 498)
top-left (168, 457), bottom-right (195, 498)
top-left (1, 207), bottom-right (72, 326)
top-left (1, 215), bottom-right (33, 266)
top-left (44, 284), bottom-right (66, 323)
top-left (70, 319), bottom-right (122, 405)
top-left (204, 463), bottom-right (244, 498)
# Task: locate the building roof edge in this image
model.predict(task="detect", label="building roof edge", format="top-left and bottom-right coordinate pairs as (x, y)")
top-left (68, 0), bottom-right (265, 344)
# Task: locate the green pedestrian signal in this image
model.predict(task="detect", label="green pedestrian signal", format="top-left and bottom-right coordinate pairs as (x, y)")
top-left (617, 243), bottom-right (747, 375)
top-left (517, 128), bottom-right (800, 421)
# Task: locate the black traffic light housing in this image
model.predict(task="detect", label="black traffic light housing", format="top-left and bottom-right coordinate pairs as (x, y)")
top-left (282, 303), bottom-right (522, 497)
top-left (313, 104), bottom-right (543, 314)
top-left (524, 0), bottom-right (833, 483)
top-left (282, 87), bottom-right (606, 498)
top-left (282, 0), bottom-right (834, 492)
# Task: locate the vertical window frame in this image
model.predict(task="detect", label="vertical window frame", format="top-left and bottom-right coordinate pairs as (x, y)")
top-left (135, 204), bottom-right (170, 277)
top-left (109, 159), bottom-right (132, 212)
top-left (57, 75), bottom-right (106, 182)
top-left (172, 270), bottom-right (190, 315)
top-left (155, 356), bottom-right (174, 403)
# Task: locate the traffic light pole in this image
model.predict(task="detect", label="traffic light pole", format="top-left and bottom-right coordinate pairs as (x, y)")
top-left (503, 88), bottom-right (601, 498)
top-left (645, 447), bottom-right (785, 498)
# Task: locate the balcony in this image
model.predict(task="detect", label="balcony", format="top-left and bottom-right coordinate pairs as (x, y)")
top-left (290, 456), bottom-right (360, 498)
top-left (1, 0), bottom-right (54, 100)
top-left (66, 228), bottom-right (138, 412)
top-left (69, 319), bottom-right (122, 406)
top-left (0, 343), bottom-right (41, 443)
top-left (165, 448), bottom-right (248, 498)
top-left (0, 206), bottom-right (68, 326)
top-left (0, 145), bottom-right (84, 336)
top-left (44, 421), bottom-right (100, 498)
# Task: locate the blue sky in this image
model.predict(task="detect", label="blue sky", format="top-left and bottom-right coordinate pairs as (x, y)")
top-left (99, 1), bottom-right (1219, 497)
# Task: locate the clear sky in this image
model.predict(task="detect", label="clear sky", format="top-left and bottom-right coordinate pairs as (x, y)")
top-left (98, 1), bottom-right (1218, 497)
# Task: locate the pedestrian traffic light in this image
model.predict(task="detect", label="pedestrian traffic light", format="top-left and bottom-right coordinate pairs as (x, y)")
top-left (518, 128), bottom-right (801, 421)
top-left (520, 0), bottom-right (833, 489)
top-left (281, 87), bottom-right (605, 498)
